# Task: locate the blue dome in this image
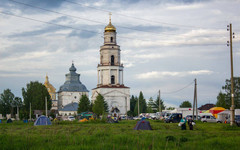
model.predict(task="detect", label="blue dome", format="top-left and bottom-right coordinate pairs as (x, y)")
top-left (58, 63), bottom-right (89, 92)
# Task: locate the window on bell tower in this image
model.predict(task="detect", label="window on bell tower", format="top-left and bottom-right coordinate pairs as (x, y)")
top-left (110, 37), bottom-right (113, 42)
top-left (111, 75), bottom-right (115, 84)
top-left (111, 55), bottom-right (114, 65)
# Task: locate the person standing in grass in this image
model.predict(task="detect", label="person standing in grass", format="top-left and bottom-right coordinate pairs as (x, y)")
top-left (180, 117), bottom-right (187, 130)
top-left (188, 117), bottom-right (194, 130)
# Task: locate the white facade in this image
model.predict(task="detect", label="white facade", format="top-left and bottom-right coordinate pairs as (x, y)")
top-left (58, 110), bottom-right (77, 116)
top-left (92, 88), bottom-right (130, 114)
top-left (92, 16), bottom-right (130, 115)
top-left (58, 91), bottom-right (89, 108)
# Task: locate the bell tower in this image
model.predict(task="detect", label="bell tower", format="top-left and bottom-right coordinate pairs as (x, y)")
top-left (92, 14), bottom-right (130, 115)
top-left (98, 13), bottom-right (123, 87)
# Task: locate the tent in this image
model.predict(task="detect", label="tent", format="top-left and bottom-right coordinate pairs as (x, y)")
top-left (209, 107), bottom-right (226, 118)
top-left (79, 118), bottom-right (88, 122)
top-left (7, 119), bottom-right (13, 123)
top-left (134, 120), bottom-right (152, 130)
top-left (34, 115), bottom-right (52, 126)
top-left (107, 117), bottom-right (119, 123)
top-left (218, 110), bottom-right (230, 120)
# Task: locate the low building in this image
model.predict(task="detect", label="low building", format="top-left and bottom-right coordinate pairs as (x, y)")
top-left (58, 102), bottom-right (78, 116)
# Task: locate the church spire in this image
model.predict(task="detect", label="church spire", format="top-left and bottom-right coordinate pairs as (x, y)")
top-left (45, 74), bottom-right (49, 83)
top-left (109, 12), bottom-right (112, 23)
top-left (104, 12), bottom-right (116, 32)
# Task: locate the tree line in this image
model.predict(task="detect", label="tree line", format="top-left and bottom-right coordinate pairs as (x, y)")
top-left (127, 91), bottom-right (166, 116)
top-left (216, 77), bottom-right (240, 109)
top-left (0, 81), bottom-right (51, 119)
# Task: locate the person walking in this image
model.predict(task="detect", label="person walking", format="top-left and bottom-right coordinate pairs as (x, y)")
top-left (179, 117), bottom-right (187, 130)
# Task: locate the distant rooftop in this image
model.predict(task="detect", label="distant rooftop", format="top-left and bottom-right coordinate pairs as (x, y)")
top-left (59, 102), bottom-right (78, 111)
top-left (198, 103), bottom-right (215, 110)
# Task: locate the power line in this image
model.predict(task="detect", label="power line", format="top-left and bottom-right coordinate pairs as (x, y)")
top-left (0, 11), bottom-right (100, 35)
top-left (7, 0), bottom-right (202, 37)
top-left (162, 80), bottom-right (194, 94)
top-left (0, 11), bottom-right (158, 42)
top-left (0, 11), bottom-right (227, 45)
top-left (63, 0), bottom-right (224, 30)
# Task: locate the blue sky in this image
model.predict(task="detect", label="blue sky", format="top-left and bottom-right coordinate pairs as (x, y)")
top-left (0, 0), bottom-right (240, 107)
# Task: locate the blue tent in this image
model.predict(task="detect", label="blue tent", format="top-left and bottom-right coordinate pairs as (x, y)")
top-left (134, 120), bottom-right (152, 130)
top-left (34, 115), bottom-right (52, 126)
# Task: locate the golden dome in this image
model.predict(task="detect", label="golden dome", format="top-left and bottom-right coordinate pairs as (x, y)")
top-left (105, 22), bottom-right (116, 32)
top-left (44, 75), bottom-right (56, 94)
top-left (104, 12), bottom-right (116, 32)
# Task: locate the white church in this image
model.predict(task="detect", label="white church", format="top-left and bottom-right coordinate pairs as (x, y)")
top-left (91, 16), bottom-right (130, 115)
top-left (44, 16), bottom-right (130, 116)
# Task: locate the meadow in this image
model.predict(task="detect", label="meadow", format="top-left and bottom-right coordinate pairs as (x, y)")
top-left (0, 119), bottom-right (240, 150)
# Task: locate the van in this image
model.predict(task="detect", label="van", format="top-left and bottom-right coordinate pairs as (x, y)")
top-left (201, 115), bottom-right (221, 123)
top-left (165, 113), bottom-right (182, 123)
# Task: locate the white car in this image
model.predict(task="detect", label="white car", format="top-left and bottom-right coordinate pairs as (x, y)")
top-left (201, 115), bottom-right (221, 123)
top-left (67, 116), bottom-right (75, 121)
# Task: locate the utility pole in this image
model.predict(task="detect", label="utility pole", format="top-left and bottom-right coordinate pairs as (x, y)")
top-left (17, 106), bottom-right (19, 121)
top-left (29, 102), bottom-right (31, 121)
top-left (138, 97), bottom-right (140, 118)
top-left (192, 79), bottom-right (197, 120)
top-left (159, 90), bottom-right (161, 113)
top-left (227, 23), bottom-right (235, 126)
top-left (45, 97), bottom-right (48, 117)
top-left (195, 79), bottom-right (198, 120)
top-left (193, 80), bottom-right (195, 120)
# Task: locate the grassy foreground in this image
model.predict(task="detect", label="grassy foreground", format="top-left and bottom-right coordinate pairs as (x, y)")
top-left (0, 120), bottom-right (240, 150)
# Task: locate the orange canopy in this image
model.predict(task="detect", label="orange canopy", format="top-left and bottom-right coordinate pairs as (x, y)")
top-left (209, 107), bottom-right (226, 118)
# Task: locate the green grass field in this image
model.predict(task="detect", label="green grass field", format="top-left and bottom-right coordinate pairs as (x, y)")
top-left (0, 120), bottom-right (240, 150)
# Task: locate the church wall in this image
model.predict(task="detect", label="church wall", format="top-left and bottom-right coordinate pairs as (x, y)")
top-left (102, 69), bottom-right (110, 85)
top-left (58, 91), bottom-right (89, 108)
top-left (92, 88), bottom-right (130, 115)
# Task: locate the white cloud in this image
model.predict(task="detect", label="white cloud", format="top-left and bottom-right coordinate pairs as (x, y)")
top-left (166, 3), bottom-right (204, 10)
top-left (136, 70), bottom-right (213, 79)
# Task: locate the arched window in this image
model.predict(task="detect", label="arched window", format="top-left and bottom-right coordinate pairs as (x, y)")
top-left (111, 37), bottom-right (113, 42)
top-left (111, 55), bottom-right (114, 65)
top-left (111, 75), bottom-right (115, 84)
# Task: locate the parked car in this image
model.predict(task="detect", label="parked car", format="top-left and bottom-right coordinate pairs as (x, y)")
top-left (165, 113), bottom-right (182, 123)
top-left (67, 116), bottom-right (75, 121)
top-left (236, 115), bottom-right (240, 127)
top-left (201, 115), bottom-right (221, 123)
top-left (150, 114), bottom-right (160, 120)
top-left (186, 115), bottom-right (201, 120)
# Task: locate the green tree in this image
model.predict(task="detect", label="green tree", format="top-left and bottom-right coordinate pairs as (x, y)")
top-left (78, 95), bottom-right (90, 113)
top-left (167, 107), bottom-right (175, 110)
top-left (89, 103), bottom-right (93, 112)
top-left (147, 97), bottom-right (155, 113)
top-left (220, 77), bottom-right (240, 108)
top-left (130, 95), bottom-right (136, 112)
top-left (128, 95), bottom-right (137, 116)
top-left (154, 97), bottom-right (166, 112)
top-left (179, 101), bottom-right (192, 108)
top-left (92, 94), bottom-right (106, 117)
top-left (22, 81), bottom-right (51, 118)
top-left (134, 91), bottom-right (147, 115)
top-left (12, 97), bottom-right (23, 116)
top-left (103, 99), bottom-right (109, 113)
top-left (0, 89), bottom-right (14, 116)
top-left (216, 91), bottom-right (227, 108)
